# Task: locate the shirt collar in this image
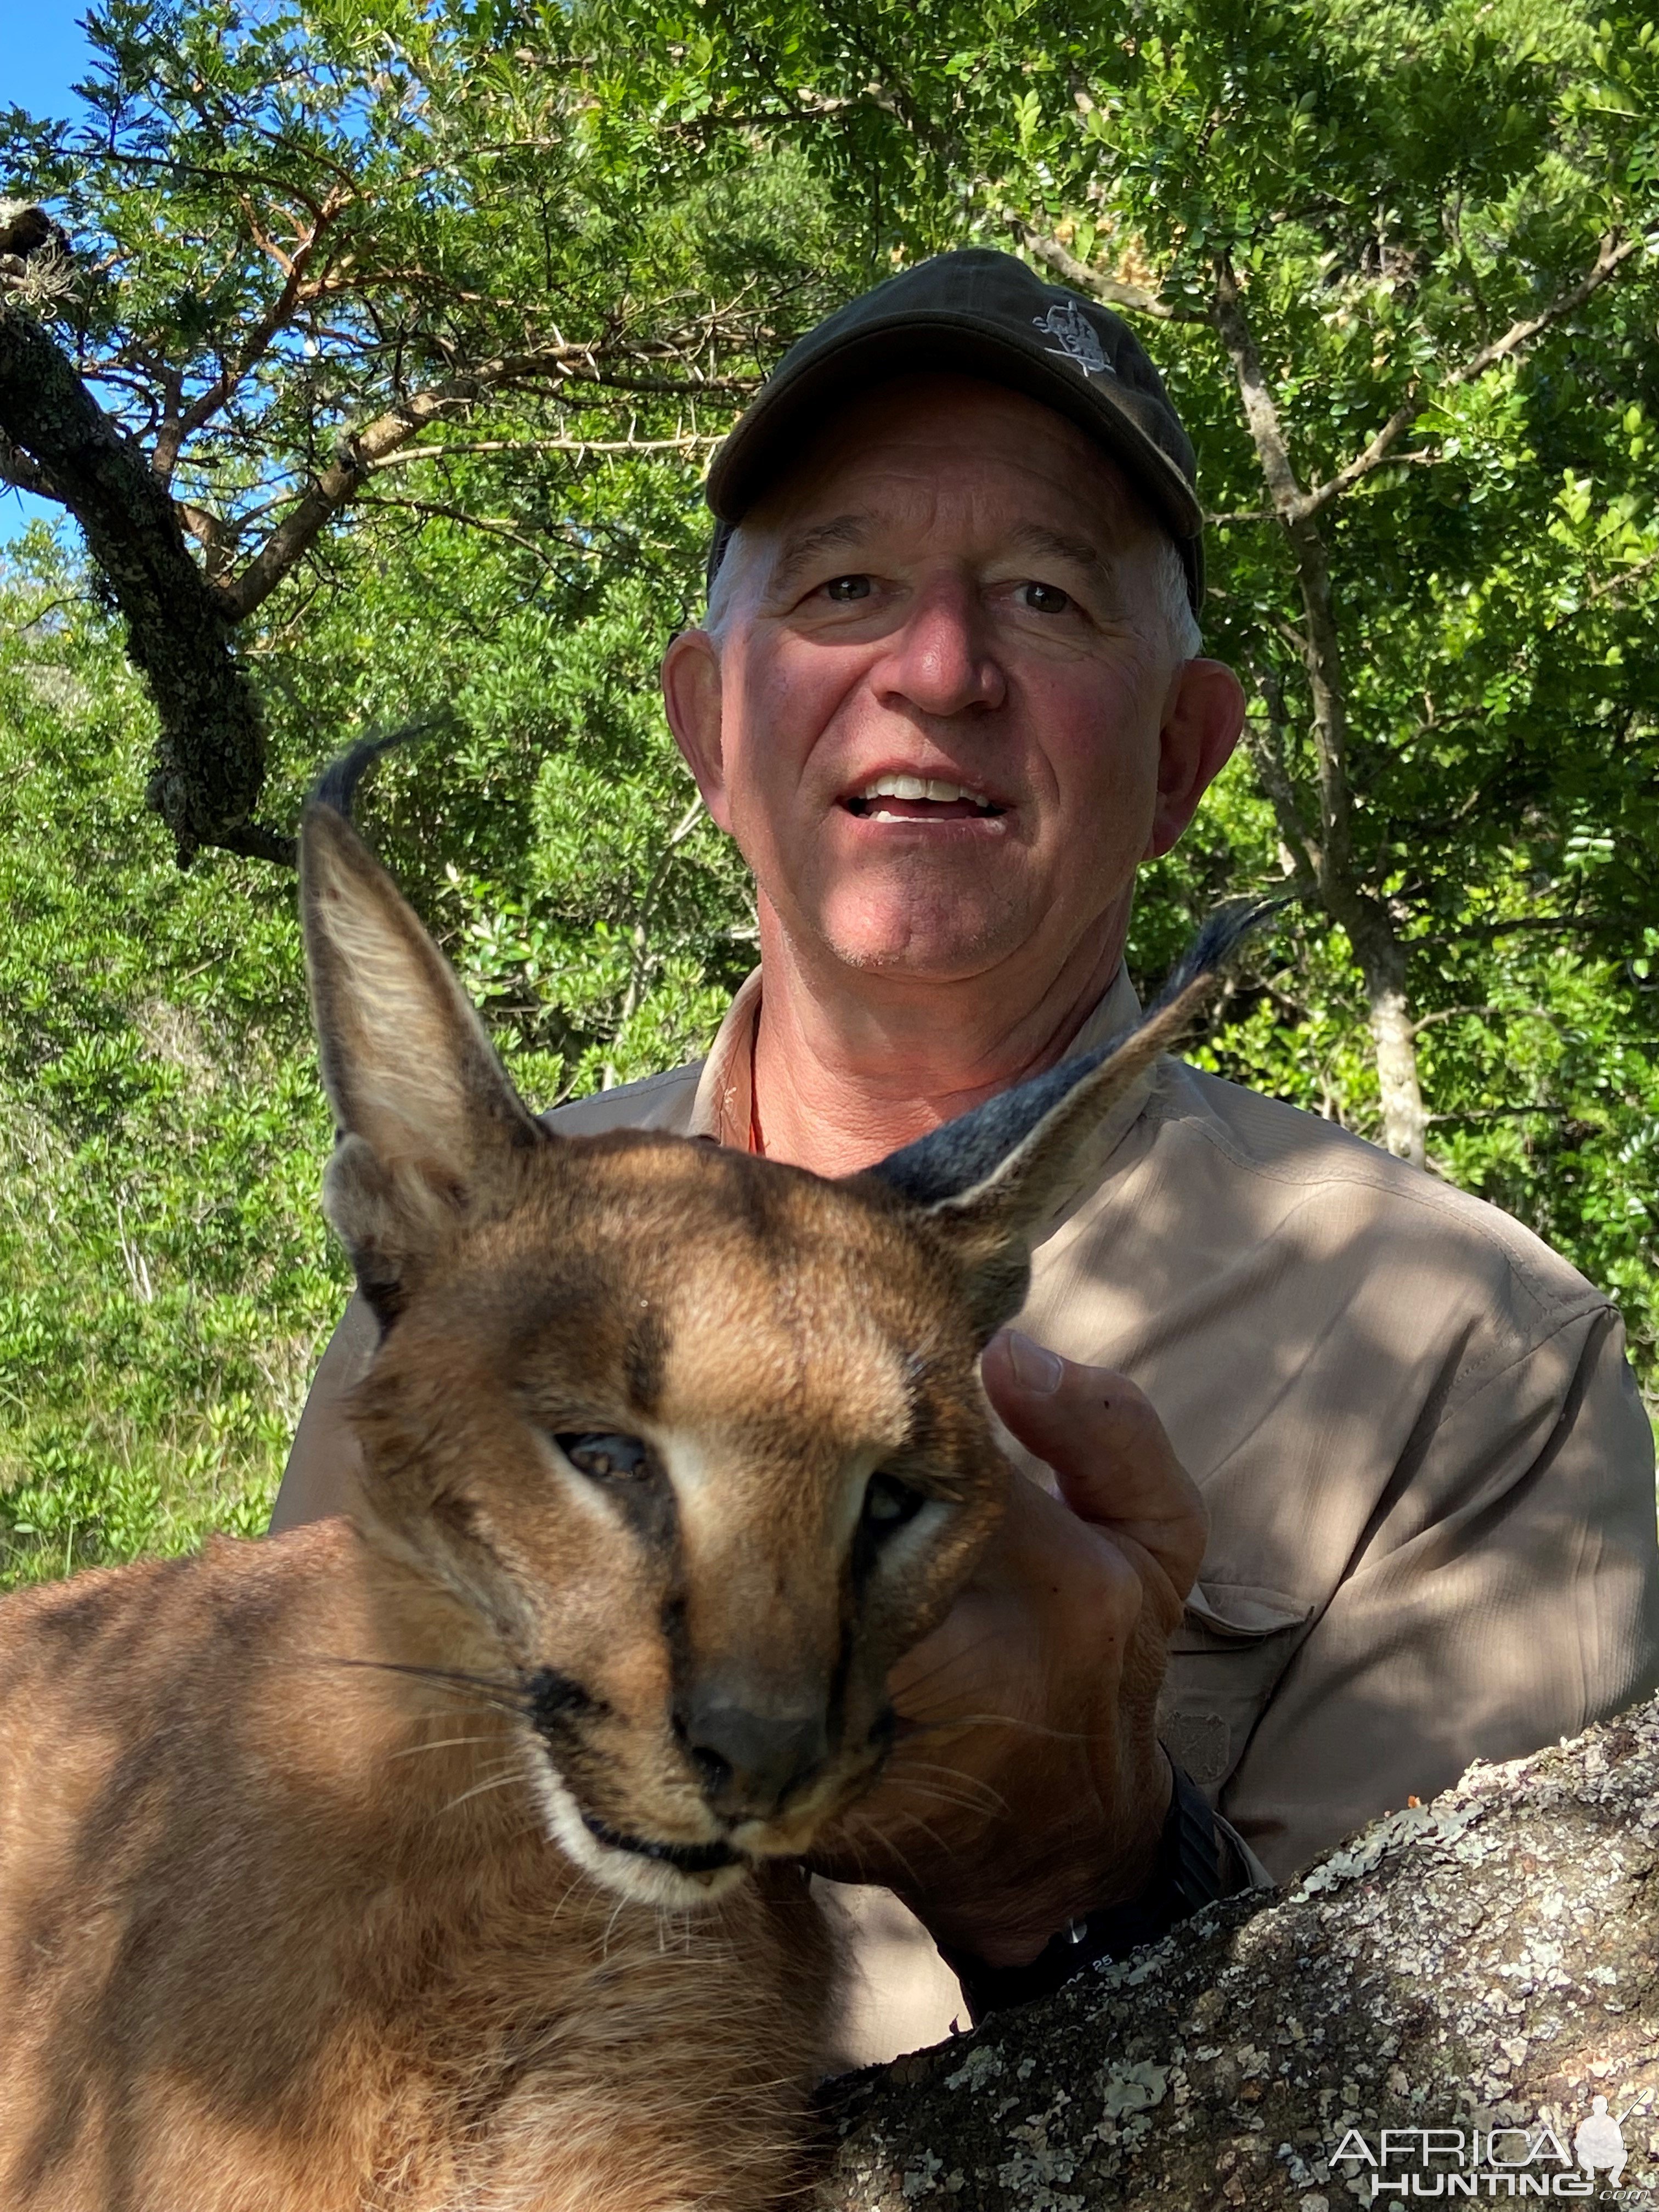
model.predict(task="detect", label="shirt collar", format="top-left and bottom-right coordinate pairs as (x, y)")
top-left (689, 962), bottom-right (1149, 1180)
top-left (689, 967), bottom-right (764, 1144)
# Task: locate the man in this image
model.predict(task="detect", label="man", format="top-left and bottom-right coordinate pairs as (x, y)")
top-left (275, 249), bottom-right (1659, 2064)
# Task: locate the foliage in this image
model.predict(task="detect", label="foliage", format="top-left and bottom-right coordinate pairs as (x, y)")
top-left (0, 542), bottom-right (335, 1582)
top-left (1132, 758), bottom-right (1659, 1383)
top-left (1, 0), bottom-right (826, 568)
top-left (1, 0), bottom-right (1655, 1584)
top-left (0, 482), bottom-right (763, 1585)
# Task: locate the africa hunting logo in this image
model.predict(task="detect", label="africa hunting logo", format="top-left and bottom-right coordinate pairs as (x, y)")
top-left (1331, 2094), bottom-right (1649, 2200)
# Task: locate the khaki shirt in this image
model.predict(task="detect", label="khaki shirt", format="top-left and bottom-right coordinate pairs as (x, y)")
top-left (547, 966), bottom-right (1659, 2061)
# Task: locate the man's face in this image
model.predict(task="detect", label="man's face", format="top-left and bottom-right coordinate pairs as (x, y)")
top-left (664, 374), bottom-right (1239, 991)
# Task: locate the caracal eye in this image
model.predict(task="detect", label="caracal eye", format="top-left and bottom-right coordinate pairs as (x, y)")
top-left (555, 1432), bottom-right (652, 1481)
top-left (823, 573), bottom-right (873, 603)
top-left (863, 1471), bottom-right (927, 1530)
top-left (1018, 580), bottom-right (1072, 615)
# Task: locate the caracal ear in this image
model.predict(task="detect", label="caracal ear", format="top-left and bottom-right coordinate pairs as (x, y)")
top-left (300, 748), bottom-right (546, 1322)
top-left (863, 898), bottom-right (1288, 1340)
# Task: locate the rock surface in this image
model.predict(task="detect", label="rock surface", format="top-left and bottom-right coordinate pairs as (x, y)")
top-left (817, 1698), bottom-right (1659, 2210)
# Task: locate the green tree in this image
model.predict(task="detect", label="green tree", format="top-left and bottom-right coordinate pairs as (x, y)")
top-left (0, 511), bottom-right (753, 1586)
top-left (0, 543), bottom-right (336, 1581)
top-left (591, 0), bottom-right (1659, 1162)
top-left (2, 0), bottom-right (1655, 1594)
top-left (0, 0), bottom-right (841, 856)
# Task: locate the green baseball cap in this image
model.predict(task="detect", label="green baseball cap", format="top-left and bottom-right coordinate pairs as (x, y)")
top-left (705, 246), bottom-right (1205, 614)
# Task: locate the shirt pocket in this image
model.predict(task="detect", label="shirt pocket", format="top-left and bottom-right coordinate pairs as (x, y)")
top-left (1158, 1581), bottom-right (1314, 1799)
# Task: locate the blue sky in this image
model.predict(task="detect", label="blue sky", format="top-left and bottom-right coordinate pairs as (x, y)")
top-left (3, 4), bottom-right (98, 544)
top-left (6, 4), bottom-right (96, 121)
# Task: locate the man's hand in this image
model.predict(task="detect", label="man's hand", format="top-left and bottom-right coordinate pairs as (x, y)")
top-left (810, 1329), bottom-right (1208, 1968)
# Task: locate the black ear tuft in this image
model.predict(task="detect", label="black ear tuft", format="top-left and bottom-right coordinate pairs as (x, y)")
top-left (1143, 891), bottom-right (1293, 1018)
top-left (311, 716), bottom-right (450, 824)
top-left (865, 893), bottom-right (1291, 1210)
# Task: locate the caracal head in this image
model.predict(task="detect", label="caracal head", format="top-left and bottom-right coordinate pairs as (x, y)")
top-left (300, 748), bottom-right (1261, 1907)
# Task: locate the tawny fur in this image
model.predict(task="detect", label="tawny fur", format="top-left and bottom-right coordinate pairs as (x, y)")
top-left (0, 1120), bottom-right (1023, 2209)
top-left (0, 1523), bottom-right (831, 2210)
top-left (0, 790), bottom-right (1244, 2211)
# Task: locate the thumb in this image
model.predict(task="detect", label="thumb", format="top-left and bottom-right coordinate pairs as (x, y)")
top-left (981, 1329), bottom-right (1207, 1582)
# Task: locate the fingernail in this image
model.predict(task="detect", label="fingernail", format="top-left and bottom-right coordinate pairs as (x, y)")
top-left (1004, 1329), bottom-right (1063, 1395)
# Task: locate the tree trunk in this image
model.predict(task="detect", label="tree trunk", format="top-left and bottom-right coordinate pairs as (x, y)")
top-left (1339, 905), bottom-right (1430, 1170)
top-left (1360, 967), bottom-right (1430, 1171)
top-left (0, 298), bottom-right (286, 866)
top-left (1239, 684), bottom-right (1430, 1165)
top-left (1211, 263), bottom-right (1433, 1171)
top-left (818, 1694), bottom-right (1659, 2209)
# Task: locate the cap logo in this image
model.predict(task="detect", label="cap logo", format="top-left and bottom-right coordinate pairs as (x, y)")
top-left (1033, 300), bottom-right (1115, 378)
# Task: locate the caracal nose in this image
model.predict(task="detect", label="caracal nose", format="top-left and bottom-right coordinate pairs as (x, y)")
top-left (679, 1697), bottom-right (829, 1818)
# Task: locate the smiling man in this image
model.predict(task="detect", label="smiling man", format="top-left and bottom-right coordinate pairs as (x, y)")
top-left (275, 250), bottom-right (1659, 2067)
top-left (663, 370), bottom-right (1238, 1182)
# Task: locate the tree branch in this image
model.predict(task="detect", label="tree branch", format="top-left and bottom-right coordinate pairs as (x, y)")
top-left (1240, 674), bottom-right (1322, 891)
top-left (1211, 255), bottom-right (1428, 1161)
top-left (821, 1697), bottom-right (1659, 2210)
top-left (0, 298), bottom-right (279, 864)
top-left (352, 493), bottom-right (565, 573)
top-left (1297, 230), bottom-right (1641, 519)
top-left (1426, 913), bottom-right (1629, 946)
top-left (1002, 214), bottom-right (1207, 321)
top-left (1409, 1004), bottom-right (1556, 1036)
top-left (217, 338), bottom-right (636, 619)
top-left (1449, 229), bottom-right (1640, 388)
top-left (0, 428), bottom-right (61, 501)
top-left (1211, 256), bottom-right (1353, 888)
top-left (1426, 1104), bottom-right (1576, 1126)
top-left (151, 190), bottom-right (347, 482)
top-left (176, 498), bottom-right (236, 583)
top-left (1295, 397), bottom-right (1421, 517)
top-left (1588, 547), bottom-right (1659, 604)
top-left (364, 430), bottom-right (724, 469)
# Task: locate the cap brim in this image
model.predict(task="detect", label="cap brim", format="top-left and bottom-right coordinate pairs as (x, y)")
top-left (707, 311), bottom-right (1205, 549)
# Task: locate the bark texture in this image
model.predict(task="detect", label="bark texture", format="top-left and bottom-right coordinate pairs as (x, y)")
top-left (1209, 258), bottom-right (1430, 1167)
top-left (1036, 228), bottom-right (1638, 1161)
top-left (0, 298), bottom-right (286, 865)
top-left (1361, 960), bottom-right (1431, 1174)
top-left (818, 1696), bottom-right (1659, 2210)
